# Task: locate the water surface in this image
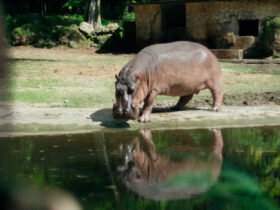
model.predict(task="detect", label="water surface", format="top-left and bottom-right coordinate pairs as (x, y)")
top-left (0, 126), bottom-right (279, 210)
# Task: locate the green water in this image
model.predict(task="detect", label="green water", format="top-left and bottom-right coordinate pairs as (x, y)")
top-left (0, 126), bottom-right (279, 210)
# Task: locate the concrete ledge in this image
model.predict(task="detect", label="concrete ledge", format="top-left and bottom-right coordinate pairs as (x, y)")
top-left (0, 105), bottom-right (279, 137)
top-left (211, 49), bottom-right (243, 60)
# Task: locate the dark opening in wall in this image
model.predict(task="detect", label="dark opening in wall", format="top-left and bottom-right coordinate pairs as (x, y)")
top-left (161, 4), bottom-right (186, 42)
top-left (239, 20), bottom-right (259, 36)
top-left (161, 4), bottom-right (186, 27)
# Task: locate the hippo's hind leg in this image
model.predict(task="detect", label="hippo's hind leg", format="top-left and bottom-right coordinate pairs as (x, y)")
top-left (208, 83), bottom-right (223, 112)
top-left (171, 94), bottom-right (194, 111)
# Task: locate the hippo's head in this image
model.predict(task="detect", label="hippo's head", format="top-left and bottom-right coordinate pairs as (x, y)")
top-left (113, 74), bottom-right (139, 120)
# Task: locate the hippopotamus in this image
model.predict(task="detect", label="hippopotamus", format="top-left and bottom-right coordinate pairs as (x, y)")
top-left (117, 129), bottom-right (223, 200)
top-left (113, 41), bottom-right (223, 123)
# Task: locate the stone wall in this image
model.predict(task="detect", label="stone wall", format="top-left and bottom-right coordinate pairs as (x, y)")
top-left (135, 4), bottom-right (161, 49)
top-left (186, 1), bottom-right (280, 48)
top-left (134, 1), bottom-right (280, 57)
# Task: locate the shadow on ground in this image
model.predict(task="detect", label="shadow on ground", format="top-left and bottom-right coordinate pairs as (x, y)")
top-left (10, 58), bottom-right (64, 62)
top-left (90, 106), bottom-right (207, 128)
top-left (90, 108), bottom-right (130, 128)
top-left (95, 34), bottom-right (137, 55)
top-left (152, 106), bottom-right (205, 113)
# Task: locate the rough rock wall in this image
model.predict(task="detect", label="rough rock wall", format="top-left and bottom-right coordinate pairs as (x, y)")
top-left (135, 4), bottom-right (161, 49)
top-left (186, 1), bottom-right (280, 48)
top-left (273, 34), bottom-right (280, 55)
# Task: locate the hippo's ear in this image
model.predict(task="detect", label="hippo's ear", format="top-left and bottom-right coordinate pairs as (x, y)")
top-left (115, 74), bottom-right (120, 81)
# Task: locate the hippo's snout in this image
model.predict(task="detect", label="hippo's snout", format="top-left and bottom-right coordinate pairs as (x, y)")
top-left (113, 103), bottom-right (123, 119)
top-left (113, 103), bottom-right (135, 120)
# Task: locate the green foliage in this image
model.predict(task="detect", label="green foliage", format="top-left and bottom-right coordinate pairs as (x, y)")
top-left (4, 0), bottom-right (137, 49)
top-left (222, 127), bottom-right (280, 201)
top-left (101, 19), bottom-right (112, 26)
top-left (10, 24), bottom-right (40, 45)
top-left (42, 14), bottom-right (84, 26)
top-left (101, 0), bottom-right (126, 21)
top-left (54, 25), bottom-right (86, 45)
top-left (123, 12), bottom-right (135, 21)
top-left (262, 17), bottom-right (280, 53)
top-left (63, 0), bottom-right (87, 11)
top-left (6, 14), bottom-right (84, 29)
top-left (6, 14), bottom-right (86, 47)
top-left (261, 156), bottom-right (280, 198)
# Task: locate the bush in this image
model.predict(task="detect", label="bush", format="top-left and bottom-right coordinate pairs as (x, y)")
top-left (10, 24), bottom-right (41, 45)
top-left (5, 13), bottom-right (130, 50)
top-left (6, 14), bottom-right (84, 29)
top-left (42, 14), bottom-right (84, 26)
top-left (262, 17), bottom-right (280, 54)
top-left (54, 25), bottom-right (86, 45)
top-left (6, 14), bottom-right (86, 48)
top-left (123, 12), bottom-right (135, 21)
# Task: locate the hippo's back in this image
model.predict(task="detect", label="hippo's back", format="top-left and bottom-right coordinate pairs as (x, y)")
top-left (135, 41), bottom-right (222, 96)
top-left (139, 41), bottom-right (216, 66)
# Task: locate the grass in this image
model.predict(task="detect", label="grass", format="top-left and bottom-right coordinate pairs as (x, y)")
top-left (221, 63), bottom-right (280, 95)
top-left (2, 47), bottom-right (280, 108)
top-left (2, 77), bottom-right (115, 107)
top-left (2, 47), bottom-right (128, 107)
top-left (221, 62), bottom-right (280, 75)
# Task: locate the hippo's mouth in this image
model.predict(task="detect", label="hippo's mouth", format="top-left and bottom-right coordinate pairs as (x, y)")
top-left (113, 104), bottom-right (131, 119)
top-left (113, 94), bottom-right (135, 119)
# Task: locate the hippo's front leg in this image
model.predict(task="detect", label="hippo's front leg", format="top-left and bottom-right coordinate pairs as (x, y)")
top-left (138, 90), bottom-right (157, 123)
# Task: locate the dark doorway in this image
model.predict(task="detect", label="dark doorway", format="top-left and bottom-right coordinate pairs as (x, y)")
top-left (239, 20), bottom-right (259, 36)
top-left (161, 4), bottom-right (186, 42)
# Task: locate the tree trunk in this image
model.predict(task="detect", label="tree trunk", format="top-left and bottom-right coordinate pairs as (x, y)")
top-left (88, 0), bottom-right (96, 26)
top-left (96, 0), bottom-right (101, 28)
top-left (87, 0), bottom-right (101, 28)
top-left (41, 0), bottom-right (47, 15)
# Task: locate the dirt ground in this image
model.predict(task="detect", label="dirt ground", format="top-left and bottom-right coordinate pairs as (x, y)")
top-left (0, 46), bottom-right (279, 136)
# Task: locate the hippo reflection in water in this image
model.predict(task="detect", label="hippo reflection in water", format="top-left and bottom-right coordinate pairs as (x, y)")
top-left (113, 41), bottom-right (223, 122)
top-left (117, 129), bottom-right (223, 200)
